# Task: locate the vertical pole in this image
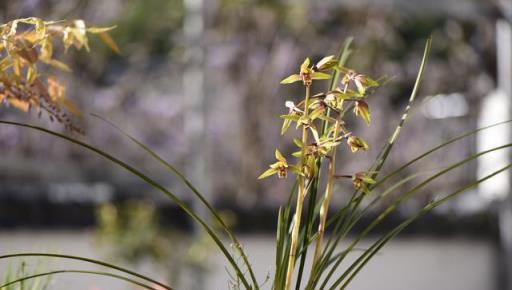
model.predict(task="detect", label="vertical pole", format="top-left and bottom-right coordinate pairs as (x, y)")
top-left (183, 0), bottom-right (206, 189)
top-left (478, 3), bottom-right (511, 289)
top-left (497, 14), bottom-right (512, 290)
top-left (183, 0), bottom-right (207, 289)
top-left (499, 15), bottom-right (512, 290)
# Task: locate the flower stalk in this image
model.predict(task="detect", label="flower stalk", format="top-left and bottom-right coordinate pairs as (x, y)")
top-left (311, 115), bottom-right (341, 268)
top-left (284, 84), bottom-right (311, 290)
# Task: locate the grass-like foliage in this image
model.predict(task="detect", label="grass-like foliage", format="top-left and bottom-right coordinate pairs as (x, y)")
top-left (0, 18), bottom-right (510, 290)
top-left (1, 262), bottom-right (51, 290)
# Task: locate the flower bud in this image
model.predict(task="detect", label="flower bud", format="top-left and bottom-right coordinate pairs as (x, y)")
top-left (347, 136), bottom-right (368, 153)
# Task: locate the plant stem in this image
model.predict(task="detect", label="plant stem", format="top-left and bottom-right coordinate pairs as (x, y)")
top-left (311, 116), bottom-right (341, 268)
top-left (313, 86), bottom-right (348, 259)
top-left (284, 84), bottom-right (311, 290)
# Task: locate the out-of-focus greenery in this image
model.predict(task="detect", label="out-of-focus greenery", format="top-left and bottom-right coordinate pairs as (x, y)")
top-left (96, 202), bottom-right (170, 263)
top-left (1, 261), bottom-right (51, 290)
top-left (95, 201), bottom-right (212, 289)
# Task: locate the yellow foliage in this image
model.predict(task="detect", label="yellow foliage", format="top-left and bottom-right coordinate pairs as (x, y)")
top-left (0, 17), bottom-right (118, 132)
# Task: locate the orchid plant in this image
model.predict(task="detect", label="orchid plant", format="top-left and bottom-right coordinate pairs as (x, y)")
top-left (258, 52), bottom-right (379, 290)
top-left (1, 18), bottom-right (511, 290)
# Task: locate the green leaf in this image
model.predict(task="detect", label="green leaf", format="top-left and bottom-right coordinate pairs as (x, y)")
top-left (375, 119), bottom-right (512, 188)
top-left (280, 74), bottom-right (302, 84)
top-left (290, 165), bottom-right (303, 175)
top-left (311, 72), bottom-right (332, 80)
top-left (258, 168), bottom-right (277, 179)
top-left (317, 114), bottom-right (336, 123)
top-left (280, 114), bottom-right (300, 121)
top-left (0, 270), bottom-right (163, 290)
top-left (315, 55), bottom-right (338, 71)
top-left (293, 138), bottom-right (304, 148)
top-left (0, 120), bottom-right (253, 290)
top-left (364, 76), bottom-right (379, 87)
top-left (369, 37), bottom-right (432, 177)
top-left (309, 107), bottom-right (325, 121)
top-left (361, 175), bottom-right (375, 184)
top-left (317, 38), bottom-right (432, 289)
top-left (281, 119), bottom-right (292, 135)
top-left (86, 26), bottom-right (117, 33)
top-left (301, 58), bottom-right (311, 71)
top-left (275, 149), bottom-right (286, 161)
top-left (0, 253), bottom-right (171, 290)
top-left (338, 163), bottom-right (512, 290)
top-left (321, 141), bottom-right (341, 148)
top-left (89, 114), bottom-right (259, 288)
top-left (326, 142), bottom-right (512, 290)
top-left (320, 120), bottom-right (512, 287)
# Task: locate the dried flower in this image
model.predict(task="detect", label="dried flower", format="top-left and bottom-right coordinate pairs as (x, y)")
top-left (352, 172), bottom-right (376, 194)
top-left (0, 17), bottom-right (118, 132)
top-left (347, 136), bottom-right (369, 153)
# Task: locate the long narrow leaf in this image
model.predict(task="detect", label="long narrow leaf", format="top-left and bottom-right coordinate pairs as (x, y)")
top-left (0, 270), bottom-right (162, 290)
top-left (90, 114), bottom-right (258, 288)
top-left (321, 37), bottom-right (432, 267)
top-left (321, 119), bottom-right (512, 265)
top-left (338, 163), bottom-right (512, 290)
top-left (374, 119), bottom-right (512, 187)
top-left (311, 172), bottom-right (425, 288)
top-left (0, 121), bottom-right (252, 290)
top-left (0, 253), bottom-right (171, 290)
top-left (369, 37), bottom-right (432, 176)
top-left (325, 143), bottom-right (512, 290)
top-left (273, 180), bottom-right (297, 290)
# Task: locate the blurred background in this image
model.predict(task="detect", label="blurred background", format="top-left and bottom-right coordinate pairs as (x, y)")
top-left (0, 0), bottom-right (511, 289)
